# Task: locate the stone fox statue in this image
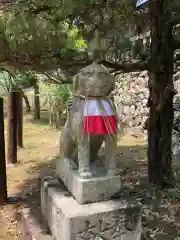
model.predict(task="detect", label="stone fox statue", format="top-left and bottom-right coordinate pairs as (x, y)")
top-left (58, 62), bottom-right (118, 179)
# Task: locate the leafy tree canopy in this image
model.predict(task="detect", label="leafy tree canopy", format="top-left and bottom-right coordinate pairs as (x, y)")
top-left (0, 0), bottom-right (179, 77)
top-left (0, 0), bottom-right (138, 70)
top-left (0, 3), bottom-right (88, 73)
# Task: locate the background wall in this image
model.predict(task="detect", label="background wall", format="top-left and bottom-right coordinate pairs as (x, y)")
top-left (114, 70), bottom-right (180, 156)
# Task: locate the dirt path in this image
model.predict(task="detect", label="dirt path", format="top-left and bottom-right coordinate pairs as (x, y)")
top-left (0, 113), bottom-right (148, 240)
top-left (1, 111), bottom-right (180, 240)
top-left (0, 115), bottom-right (60, 240)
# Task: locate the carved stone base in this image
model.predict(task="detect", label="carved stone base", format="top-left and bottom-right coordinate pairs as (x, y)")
top-left (56, 158), bottom-right (121, 204)
top-left (41, 177), bottom-right (142, 240)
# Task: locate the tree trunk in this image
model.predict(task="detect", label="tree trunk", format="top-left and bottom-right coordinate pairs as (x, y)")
top-left (48, 95), bottom-right (53, 126)
top-left (0, 98), bottom-right (7, 204)
top-left (148, 0), bottom-right (174, 187)
top-left (34, 82), bottom-right (40, 120)
top-left (17, 91), bottom-right (23, 148)
top-left (21, 90), bottom-right (31, 113)
top-left (7, 92), bottom-right (18, 164)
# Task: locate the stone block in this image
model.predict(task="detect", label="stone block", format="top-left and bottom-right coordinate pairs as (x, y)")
top-left (41, 177), bottom-right (142, 240)
top-left (56, 158), bottom-right (121, 204)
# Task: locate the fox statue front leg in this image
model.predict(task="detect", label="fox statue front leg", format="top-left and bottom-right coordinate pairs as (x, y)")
top-left (105, 134), bottom-right (117, 176)
top-left (77, 131), bottom-right (92, 179)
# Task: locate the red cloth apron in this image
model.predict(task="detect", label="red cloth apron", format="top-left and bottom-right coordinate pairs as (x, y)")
top-left (83, 99), bottom-right (117, 135)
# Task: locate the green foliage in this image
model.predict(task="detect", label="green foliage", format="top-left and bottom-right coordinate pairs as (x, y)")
top-left (59, 25), bottom-right (88, 58)
top-left (174, 237), bottom-right (180, 240)
top-left (54, 85), bottom-right (72, 103)
top-left (110, 38), bottom-right (132, 60)
top-left (0, 0), bottom-right (139, 68)
top-left (0, 3), bottom-right (89, 71)
top-left (0, 70), bottom-right (15, 92)
top-left (40, 83), bottom-right (72, 102)
top-left (40, 83), bottom-right (71, 128)
top-left (0, 0), bottom-right (179, 69)
top-left (0, 69), bottom-right (38, 93)
top-left (5, 13), bottom-right (67, 58)
top-left (14, 72), bottom-right (37, 88)
top-left (68, 26), bottom-right (87, 50)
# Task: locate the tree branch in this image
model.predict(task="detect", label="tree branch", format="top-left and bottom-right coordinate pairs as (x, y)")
top-left (100, 59), bottom-right (149, 73)
top-left (28, 5), bottom-right (52, 14)
top-left (43, 72), bottom-right (72, 85)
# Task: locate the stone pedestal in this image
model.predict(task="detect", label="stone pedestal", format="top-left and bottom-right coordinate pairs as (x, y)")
top-left (41, 177), bottom-right (142, 240)
top-left (56, 158), bottom-right (121, 204)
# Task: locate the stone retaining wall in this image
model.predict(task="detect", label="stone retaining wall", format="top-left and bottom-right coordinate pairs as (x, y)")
top-left (114, 71), bottom-right (149, 137)
top-left (114, 70), bottom-right (180, 155)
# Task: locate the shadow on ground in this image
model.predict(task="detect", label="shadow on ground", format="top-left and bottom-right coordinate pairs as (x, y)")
top-left (18, 155), bottom-right (57, 225)
top-left (17, 143), bottom-right (148, 225)
top-left (26, 111), bottom-right (50, 126)
top-left (17, 142), bottom-right (180, 240)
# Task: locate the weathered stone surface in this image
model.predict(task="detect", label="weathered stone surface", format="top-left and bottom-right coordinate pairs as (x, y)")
top-left (58, 62), bottom-right (118, 180)
top-left (56, 158), bottom-right (121, 204)
top-left (114, 69), bottom-right (180, 155)
top-left (114, 71), bottom-right (149, 137)
top-left (41, 177), bottom-right (142, 240)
